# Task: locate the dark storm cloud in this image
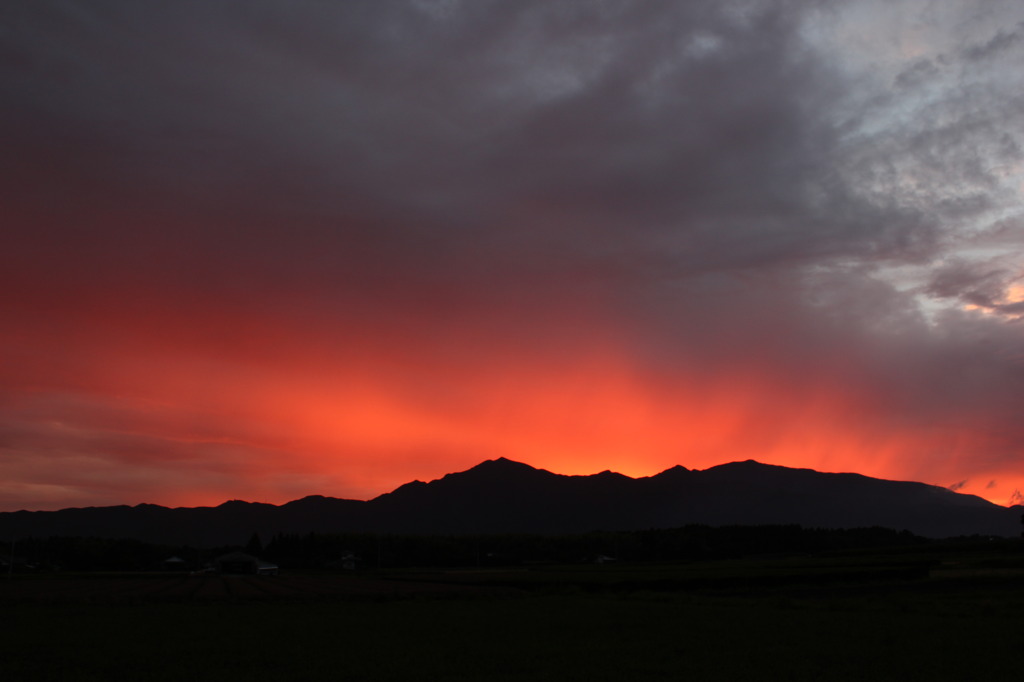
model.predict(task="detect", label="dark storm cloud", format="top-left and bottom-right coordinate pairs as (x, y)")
top-left (962, 20), bottom-right (1024, 62)
top-left (7, 0), bottom-right (1013, 286)
top-left (2, 0), bottom-right (1021, 332)
top-left (0, 0), bottom-right (884, 283)
top-left (925, 259), bottom-right (1017, 309)
top-left (2, 0), bottom-right (1020, 352)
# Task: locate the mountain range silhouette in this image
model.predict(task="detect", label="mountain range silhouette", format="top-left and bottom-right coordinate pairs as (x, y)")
top-left (1, 459), bottom-right (1020, 545)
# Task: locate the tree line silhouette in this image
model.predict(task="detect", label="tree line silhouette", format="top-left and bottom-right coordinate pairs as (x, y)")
top-left (3, 524), bottom-right (935, 572)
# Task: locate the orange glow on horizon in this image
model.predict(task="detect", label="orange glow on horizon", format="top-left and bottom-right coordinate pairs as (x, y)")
top-left (4, 328), bottom-right (1021, 511)
top-left (2, 289), bottom-right (1022, 512)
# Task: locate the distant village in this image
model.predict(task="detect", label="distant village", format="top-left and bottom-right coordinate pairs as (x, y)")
top-left (2, 525), bottom-right (938, 575)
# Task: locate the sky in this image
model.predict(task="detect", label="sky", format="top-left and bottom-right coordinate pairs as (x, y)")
top-left (2, 0), bottom-right (1024, 512)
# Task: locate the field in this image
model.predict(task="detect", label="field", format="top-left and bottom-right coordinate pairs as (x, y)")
top-left (2, 542), bottom-right (1022, 681)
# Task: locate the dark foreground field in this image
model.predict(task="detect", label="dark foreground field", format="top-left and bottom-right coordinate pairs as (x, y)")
top-left (2, 543), bottom-right (1022, 681)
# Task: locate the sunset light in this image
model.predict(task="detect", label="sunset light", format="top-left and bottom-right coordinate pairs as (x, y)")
top-left (3, 1), bottom-right (1024, 513)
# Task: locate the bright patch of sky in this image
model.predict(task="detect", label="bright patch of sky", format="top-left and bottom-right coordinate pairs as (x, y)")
top-left (804, 1), bottom-right (1024, 322)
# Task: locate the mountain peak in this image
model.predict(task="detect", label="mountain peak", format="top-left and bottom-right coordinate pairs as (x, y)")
top-left (470, 457), bottom-right (539, 472)
top-left (655, 464), bottom-right (691, 475)
top-left (589, 469), bottom-right (631, 481)
top-left (705, 459), bottom-right (801, 473)
top-left (217, 499), bottom-right (252, 508)
top-left (717, 459), bottom-right (766, 468)
top-left (445, 458), bottom-right (550, 483)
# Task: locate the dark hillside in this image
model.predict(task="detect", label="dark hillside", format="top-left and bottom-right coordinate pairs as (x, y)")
top-left (1, 458), bottom-right (1019, 545)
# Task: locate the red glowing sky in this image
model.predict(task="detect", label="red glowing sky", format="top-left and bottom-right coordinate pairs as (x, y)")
top-left (3, 2), bottom-right (1024, 511)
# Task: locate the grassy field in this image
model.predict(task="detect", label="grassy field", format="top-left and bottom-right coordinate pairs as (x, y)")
top-left (2, 543), bottom-right (1022, 681)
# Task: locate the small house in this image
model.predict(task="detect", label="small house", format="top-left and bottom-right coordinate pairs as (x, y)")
top-left (214, 551), bottom-right (279, 575)
top-left (162, 556), bottom-right (188, 571)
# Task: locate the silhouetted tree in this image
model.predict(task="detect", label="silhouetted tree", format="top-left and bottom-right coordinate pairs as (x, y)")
top-left (245, 532), bottom-right (264, 556)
